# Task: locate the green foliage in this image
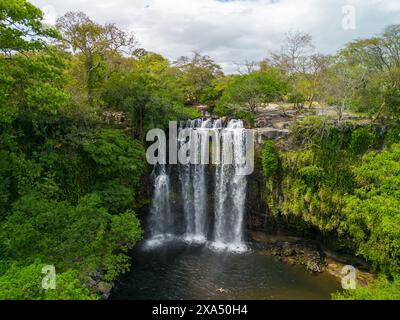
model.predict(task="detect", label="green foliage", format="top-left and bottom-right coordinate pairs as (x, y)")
top-left (287, 91), bottom-right (307, 106)
top-left (56, 11), bottom-right (136, 106)
top-left (101, 52), bottom-right (187, 140)
top-left (235, 111), bottom-right (255, 127)
top-left (174, 52), bottom-right (224, 106)
top-left (340, 144), bottom-right (400, 275)
top-left (94, 181), bottom-right (135, 215)
top-left (338, 25), bottom-right (400, 120)
top-left (386, 126), bottom-right (400, 146)
top-left (266, 118), bottom-right (400, 292)
top-left (0, 49), bottom-right (70, 114)
top-left (298, 165), bottom-right (325, 188)
top-left (349, 126), bottom-right (379, 156)
top-left (333, 276), bottom-right (400, 300)
top-left (0, 0), bottom-right (60, 54)
top-left (182, 106), bottom-right (202, 120)
top-left (83, 129), bottom-right (146, 180)
top-left (266, 119), bottom-right (393, 235)
top-left (262, 140), bottom-right (280, 178)
top-left (0, 262), bottom-right (98, 300)
top-left (1, 194), bottom-right (143, 282)
top-left (0, 3), bottom-right (149, 300)
top-left (216, 71), bottom-right (286, 116)
top-left (320, 59), bottom-right (364, 120)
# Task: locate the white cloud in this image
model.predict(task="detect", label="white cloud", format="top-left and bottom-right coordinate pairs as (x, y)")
top-left (31, 0), bottom-right (400, 73)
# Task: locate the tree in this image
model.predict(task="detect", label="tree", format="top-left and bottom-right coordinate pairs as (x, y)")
top-left (271, 31), bottom-right (314, 76)
top-left (270, 31), bottom-right (329, 108)
top-left (56, 12), bottom-right (136, 106)
top-left (302, 54), bottom-right (330, 108)
top-left (340, 25), bottom-right (400, 120)
top-left (320, 58), bottom-right (364, 121)
top-left (101, 52), bottom-right (187, 141)
top-left (0, 262), bottom-right (98, 300)
top-left (340, 143), bottom-right (400, 276)
top-left (216, 70), bottom-right (286, 116)
top-left (0, 0), bottom-right (67, 114)
top-left (0, 193), bottom-right (143, 285)
top-left (174, 52), bottom-right (224, 106)
top-left (234, 60), bottom-right (259, 75)
top-left (0, 0), bottom-right (60, 55)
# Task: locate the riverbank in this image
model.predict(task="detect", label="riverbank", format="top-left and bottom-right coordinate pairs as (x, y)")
top-left (250, 231), bottom-right (375, 288)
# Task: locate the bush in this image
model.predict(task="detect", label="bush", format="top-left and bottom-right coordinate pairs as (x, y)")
top-left (333, 276), bottom-right (400, 300)
top-left (298, 165), bottom-right (325, 188)
top-left (386, 126), bottom-right (400, 146)
top-left (235, 111), bottom-right (255, 128)
top-left (349, 126), bottom-right (379, 156)
top-left (262, 140), bottom-right (280, 178)
top-left (0, 193), bottom-right (143, 284)
top-left (0, 262), bottom-right (97, 300)
top-left (340, 144), bottom-right (400, 275)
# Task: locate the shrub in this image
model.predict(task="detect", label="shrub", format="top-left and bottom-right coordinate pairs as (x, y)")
top-left (262, 140), bottom-right (280, 178)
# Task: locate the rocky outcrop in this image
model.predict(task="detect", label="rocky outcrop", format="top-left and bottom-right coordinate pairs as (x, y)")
top-left (250, 231), bottom-right (375, 286)
top-left (251, 232), bottom-right (326, 273)
top-left (324, 257), bottom-right (375, 287)
top-left (255, 128), bottom-right (290, 143)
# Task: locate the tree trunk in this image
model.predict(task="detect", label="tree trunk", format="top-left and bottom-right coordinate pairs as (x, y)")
top-left (135, 106), bottom-right (144, 143)
top-left (86, 55), bottom-right (95, 107)
top-left (308, 94), bottom-right (315, 108)
top-left (372, 102), bottom-right (386, 122)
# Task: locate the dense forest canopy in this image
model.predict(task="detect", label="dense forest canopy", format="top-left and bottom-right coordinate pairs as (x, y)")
top-left (0, 0), bottom-right (399, 299)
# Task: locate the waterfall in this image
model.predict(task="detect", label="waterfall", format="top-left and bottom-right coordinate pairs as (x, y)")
top-left (147, 165), bottom-right (173, 246)
top-left (213, 120), bottom-right (247, 252)
top-left (178, 119), bottom-right (210, 243)
top-left (147, 118), bottom-right (248, 252)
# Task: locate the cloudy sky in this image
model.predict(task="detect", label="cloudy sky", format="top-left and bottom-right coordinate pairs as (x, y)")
top-left (31, 0), bottom-right (400, 73)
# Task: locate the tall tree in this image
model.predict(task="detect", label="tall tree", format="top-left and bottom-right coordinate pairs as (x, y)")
top-left (0, 0), bottom-right (68, 116)
top-left (271, 31), bottom-right (314, 76)
top-left (101, 52), bottom-right (186, 141)
top-left (341, 25), bottom-right (400, 120)
top-left (216, 70), bottom-right (286, 116)
top-left (56, 12), bottom-right (136, 106)
top-left (174, 52), bottom-right (224, 106)
top-left (0, 0), bottom-right (59, 55)
top-left (270, 31), bottom-right (329, 108)
top-left (320, 58), bottom-right (364, 121)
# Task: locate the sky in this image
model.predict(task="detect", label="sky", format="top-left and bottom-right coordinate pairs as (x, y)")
top-left (31, 0), bottom-right (400, 73)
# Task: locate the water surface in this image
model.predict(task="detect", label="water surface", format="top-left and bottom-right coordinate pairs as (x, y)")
top-left (111, 240), bottom-right (341, 300)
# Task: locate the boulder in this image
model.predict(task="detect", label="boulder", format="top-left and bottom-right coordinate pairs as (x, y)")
top-left (256, 128), bottom-right (290, 142)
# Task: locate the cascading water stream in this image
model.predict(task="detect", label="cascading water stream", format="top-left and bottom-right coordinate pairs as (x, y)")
top-left (147, 119), bottom-right (248, 252)
top-left (147, 165), bottom-right (172, 245)
top-left (213, 120), bottom-right (247, 251)
top-left (178, 119), bottom-right (210, 243)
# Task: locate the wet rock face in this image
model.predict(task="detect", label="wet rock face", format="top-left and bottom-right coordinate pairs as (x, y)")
top-left (245, 142), bottom-right (268, 232)
top-left (276, 242), bottom-right (326, 273)
top-left (87, 274), bottom-right (113, 299)
top-left (266, 245), bottom-right (326, 273)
